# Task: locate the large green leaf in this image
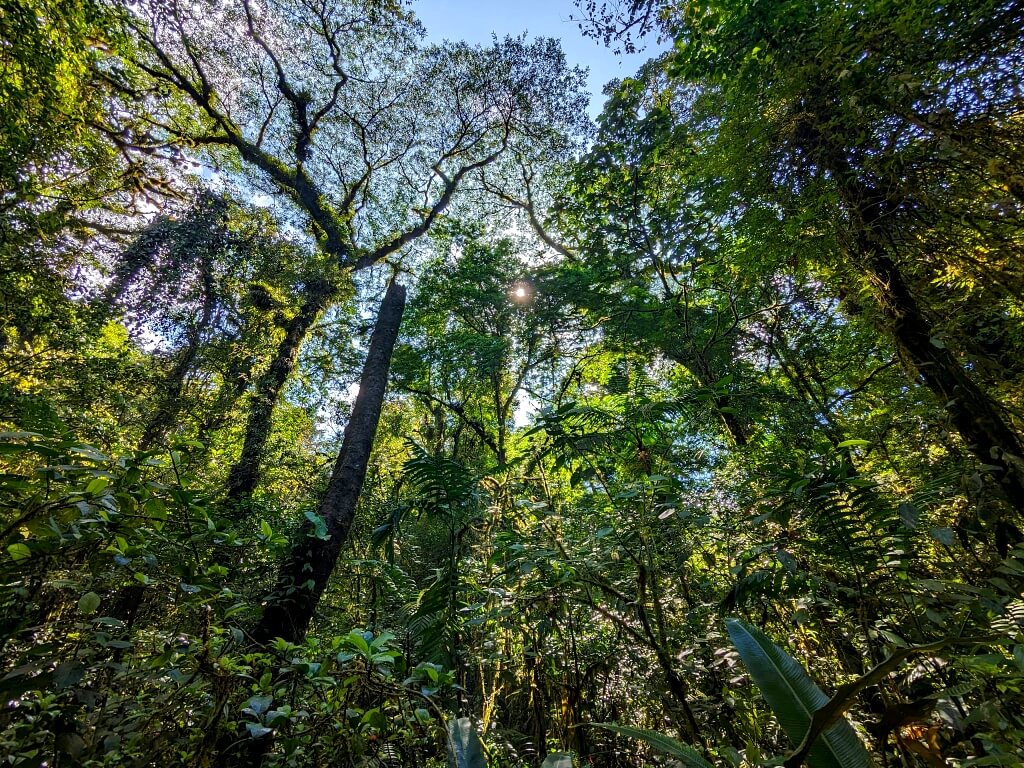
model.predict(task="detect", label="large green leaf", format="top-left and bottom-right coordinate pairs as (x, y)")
top-left (592, 723), bottom-right (712, 768)
top-left (448, 717), bottom-right (487, 768)
top-left (725, 619), bottom-right (875, 768)
top-left (541, 753), bottom-right (573, 768)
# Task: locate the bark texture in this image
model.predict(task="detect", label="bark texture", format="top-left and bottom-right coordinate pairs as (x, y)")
top-left (251, 280), bottom-right (406, 644)
top-left (224, 280), bottom-right (336, 505)
top-left (863, 245), bottom-right (1024, 514)
top-left (800, 116), bottom-right (1024, 517)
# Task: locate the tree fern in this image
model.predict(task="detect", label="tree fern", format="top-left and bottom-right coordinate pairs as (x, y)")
top-left (391, 442), bottom-right (482, 664)
top-left (782, 459), bottom-right (916, 582)
top-left (402, 441), bottom-right (479, 515)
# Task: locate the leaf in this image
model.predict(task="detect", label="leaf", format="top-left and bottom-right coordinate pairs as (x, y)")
top-left (836, 439), bottom-right (870, 449)
top-left (344, 630), bottom-right (372, 657)
top-left (591, 723), bottom-right (712, 768)
top-left (542, 753), bottom-right (574, 768)
top-left (725, 619), bottom-right (874, 768)
top-left (85, 476), bottom-right (110, 495)
top-left (78, 592), bottom-right (101, 615)
top-left (53, 662), bottom-right (84, 690)
top-left (7, 542), bottom-right (31, 561)
top-left (897, 502), bottom-right (919, 530)
top-left (56, 732), bottom-right (86, 758)
top-left (246, 695), bottom-right (273, 716)
top-left (930, 527), bottom-right (955, 546)
top-left (447, 717), bottom-right (487, 768)
top-left (370, 630), bottom-right (397, 649)
top-left (304, 510), bottom-right (330, 540)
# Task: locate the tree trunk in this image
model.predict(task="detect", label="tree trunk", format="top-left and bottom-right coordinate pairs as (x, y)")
top-left (139, 343), bottom-right (201, 449)
top-left (251, 280), bottom-right (406, 644)
top-left (224, 280), bottom-right (336, 505)
top-left (853, 213), bottom-right (1024, 517)
top-left (714, 392), bottom-right (748, 447)
top-left (140, 254), bottom-right (216, 448)
top-left (800, 115), bottom-right (1024, 517)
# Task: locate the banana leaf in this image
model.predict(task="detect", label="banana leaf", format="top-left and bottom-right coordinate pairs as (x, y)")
top-left (592, 723), bottom-right (712, 768)
top-left (448, 717), bottom-right (487, 768)
top-left (725, 618), bottom-right (875, 768)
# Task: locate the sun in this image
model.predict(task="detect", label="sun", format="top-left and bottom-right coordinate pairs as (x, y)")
top-left (510, 281), bottom-right (532, 303)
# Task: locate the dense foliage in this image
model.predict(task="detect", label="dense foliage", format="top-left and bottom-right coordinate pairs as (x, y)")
top-left (1, 1), bottom-right (1022, 767)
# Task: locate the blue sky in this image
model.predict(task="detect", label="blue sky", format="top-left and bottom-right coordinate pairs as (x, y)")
top-left (412, 0), bottom-right (661, 117)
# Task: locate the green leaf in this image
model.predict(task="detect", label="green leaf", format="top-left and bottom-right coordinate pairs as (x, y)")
top-left (725, 619), bottom-right (874, 768)
top-left (362, 707), bottom-right (387, 730)
top-left (246, 695), bottom-right (273, 716)
top-left (542, 753), bottom-right (574, 768)
top-left (930, 528), bottom-right (955, 546)
top-left (304, 510), bottom-right (330, 540)
top-left (448, 717), bottom-right (487, 768)
top-left (835, 439), bottom-right (870, 449)
top-left (53, 662), bottom-right (84, 690)
top-left (7, 543), bottom-right (31, 561)
top-left (77, 592), bottom-right (101, 615)
top-left (591, 723), bottom-right (711, 768)
top-left (370, 630), bottom-right (396, 649)
top-left (344, 630), bottom-right (371, 657)
top-left (85, 476), bottom-right (110, 495)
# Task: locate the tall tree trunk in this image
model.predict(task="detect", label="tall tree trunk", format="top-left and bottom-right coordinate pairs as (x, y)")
top-left (140, 255), bottom-right (216, 448)
top-left (712, 391), bottom-right (748, 447)
top-left (800, 116), bottom-right (1024, 517)
top-left (139, 343), bottom-right (201, 449)
top-left (851, 203), bottom-right (1024, 517)
top-left (224, 280), bottom-right (336, 505)
top-left (251, 280), bottom-right (406, 644)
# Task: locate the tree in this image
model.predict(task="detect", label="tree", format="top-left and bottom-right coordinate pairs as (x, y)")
top-left (1, 0), bottom-right (122, 195)
top-left (119, 0), bottom-right (587, 503)
top-left (6, 2), bottom-right (1024, 766)
top-left (250, 280), bottom-right (406, 645)
top-left (393, 225), bottom-right (571, 467)
top-left (622, 0), bottom-right (1024, 517)
top-left (550, 66), bottom-right (786, 447)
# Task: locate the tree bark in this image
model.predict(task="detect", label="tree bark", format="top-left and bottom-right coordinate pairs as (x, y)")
top-left (851, 203), bottom-right (1024, 516)
top-left (224, 280), bottom-right (336, 505)
top-left (251, 280), bottom-right (406, 644)
top-left (798, 115), bottom-right (1024, 517)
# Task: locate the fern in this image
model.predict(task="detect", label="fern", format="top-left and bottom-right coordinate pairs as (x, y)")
top-left (723, 568), bottom-right (789, 611)
top-left (394, 443), bottom-right (482, 664)
top-left (402, 441), bottom-right (479, 515)
top-left (349, 559), bottom-right (417, 599)
top-left (409, 563), bottom-right (459, 663)
top-left (792, 461), bottom-right (914, 580)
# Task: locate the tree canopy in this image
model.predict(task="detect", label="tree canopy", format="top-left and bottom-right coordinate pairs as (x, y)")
top-left (1, 1), bottom-right (1023, 767)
